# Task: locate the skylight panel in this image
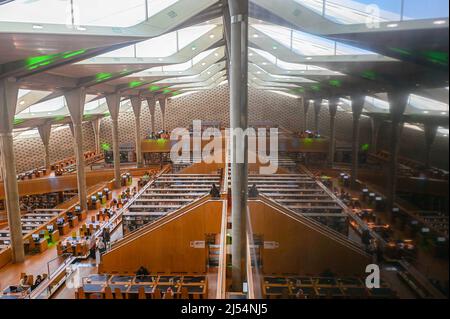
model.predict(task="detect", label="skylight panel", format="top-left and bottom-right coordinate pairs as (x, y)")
top-left (177, 24), bottom-right (217, 51)
top-left (20, 96), bottom-right (66, 115)
top-left (136, 32), bottom-right (177, 57)
top-left (408, 94), bottom-right (449, 112)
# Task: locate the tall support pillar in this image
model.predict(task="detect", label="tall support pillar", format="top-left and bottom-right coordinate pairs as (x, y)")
top-left (424, 124), bottom-right (438, 169)
top-left (92, 118), bottom-right (102, 155)
top-left (229, 0), bottom-right (248, 292)
top-left (370, 116), bottom-right (383, 154)
top-left (328, 97), bottom-right (338, 167)
top-left (158, 97), bottom-right (167, 131)
top-left (350, 95), bottom-right (365, 189)
top-left (386, 92), bottom-right (408, 217)
top-left (313, 99), bottom-right (322, 133)
top-left (0, 78), bottom-right (25, 263)
top-left (106, 93), bottom-right (122, 189)
top-left (38, 122), bottom-right (52, 169)
top-left (146, 97), bottom-right (156, 134)
top-left (65, 88), bottom-right (88, 212)
top-left (131, 96), bottom-right (143, 168)
top-left (303, 99), bottom-right (310, 131)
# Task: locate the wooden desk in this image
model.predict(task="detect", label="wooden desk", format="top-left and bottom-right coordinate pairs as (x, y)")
top-left (58, 223), bottom-right (70, 235)
top-left (36, 238), bottom-right (48, 253)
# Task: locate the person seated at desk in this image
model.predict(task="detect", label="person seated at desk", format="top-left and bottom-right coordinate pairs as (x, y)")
top-left (209, 183), bottom-right (220, 199)
top-left (19, 276), bottom-right (30, 290)
top-left (31, 275), bottom-right (43, 291)
top-left (249, 184), bottom-right (259, 198)
top-left (136, 266), bottom-right (150, 277)
top-left (97, 238), bottom-right (106, 254)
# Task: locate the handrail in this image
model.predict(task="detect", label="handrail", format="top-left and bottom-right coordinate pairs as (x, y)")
top-left (246, 231), bottom-right (255, 299)
top-left (256, 194), bottom-right (370, 257)
top-left (107, 193), bottom-right (211, 253)
top-left (216, 199), bottom-right (228, 299)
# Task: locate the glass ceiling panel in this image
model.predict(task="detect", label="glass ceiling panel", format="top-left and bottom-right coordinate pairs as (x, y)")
top-left (438, 127), bottom-right (449, 137)
top-left (364, 96), bottom-right (390, 112)
top-left (19, 96), bottom-right (66, 115)
top-left (136, 32), bottom-right (177, 57)
top-left (402, 0), bottom-right (449, 20)
top-left (0, 0), bottom-right (175, 27)
top-left (177, 24), bottom-right (217, 51)
top-left (407, 94), bottom-right (449, 113)
top-left (253, 24), bottom-right (374, 56)
top-left (163, 60), bottom-right (193, 72)
top-left (192, 48), bottom-right (218, 65)
top-left (85, 97), bottom-right (106, 111)
top-left (294, 0), bottom-right (402, 25)
top-left (18, 89), bottom-right (31, 99)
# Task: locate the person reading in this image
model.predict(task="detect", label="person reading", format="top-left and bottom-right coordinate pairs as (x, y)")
top-left (209, 183), bottom-right (220, 199)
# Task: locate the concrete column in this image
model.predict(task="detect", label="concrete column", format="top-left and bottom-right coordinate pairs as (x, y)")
top-left (146, 97), bottom-right (156, 134)
top-left (370, 116), bottom-right (383, 154)
top-left (38, 122), bottom-right (52, 169)
top-left (92, 118), bottom-right (102, 155)
top-left (386, 91), bottom-right (408, 216)
top-left (131, 96), bottom-right (143, 168)
top-left (350, 95), bottom-right (365, 188)
top-left (158, 97), bottom-right (167, 131)
top-left (65, 88), bottom-right (88, 212)
top-left (303, 99), bottom-right (310, 131)
top-left (229, 0), bottom-right (248, 292)
top-left (0, 78), bottom-right (25, 263)
top-left (424, 124), bottom-right (438, 168)
top-left (106, 93), bottom-right (121, 189)
top-left (313, 99), bottom-right (322, 133)
top-left (328, 97), bottom-right (339, 167)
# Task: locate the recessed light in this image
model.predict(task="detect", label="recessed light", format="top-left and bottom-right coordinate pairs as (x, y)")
top-left (387, 23), bottom-right (398, 28)
top-left (262, 62), bottom-right (267, 65)
top-left (249, 53), bottom-right (253, 56)
top-left (441, 112), bottom-right (447, 115)
top-left (158, 58), bottom-right (163, 61)
top-left (253, 34), bottom-right (259, 38)
top-left (257, 71), bottom-right (261, 74)
top-left (433, 20), bottom-right (446, 25)
top-left (272, 45), bottom-right (278, 50)
top-left (77, 26), bottom-right (87, 31)
top-left (214, 53), bottom-right (219, 57)
top-left (444, 134), bottom-right (448, 137)
top-left (192, 47), bottom-right (197, 51)
top-left (209, 34), bottom-right (215, 39)
top-left (423, 111), bottom-right (429, 114)
top-left (19, 101), bottom-right (25, 105)
top-left (202, 62), bottom-right (206, 66)
top-left (305, 57), bottom-right (312, 60)
top-left (32, 25), bottom-right (43, 29)
top-left (207, 71), bottom-right (211, 75)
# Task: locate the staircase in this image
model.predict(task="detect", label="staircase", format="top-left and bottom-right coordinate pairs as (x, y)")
top-left (123, 173), bottom-right (220, 233)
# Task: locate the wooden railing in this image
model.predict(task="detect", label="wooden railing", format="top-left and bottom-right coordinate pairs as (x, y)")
top-left (257, 195), bottom-right (370, 257)
top-left (108, 193), bottom-right (211, 253)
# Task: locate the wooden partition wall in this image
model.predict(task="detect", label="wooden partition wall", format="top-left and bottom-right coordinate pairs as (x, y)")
top-left (248, 200), bottom-right (371, 276)
top-left (0, 167), bottom-right (153, 199)
top-left (100, 200), bottom-right (225, 274)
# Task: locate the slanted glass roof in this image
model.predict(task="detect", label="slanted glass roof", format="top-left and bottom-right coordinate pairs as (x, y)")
top-left (252, 23), bottom-right (375, 56)
top-left (406, 94), bottom-right (449, 114)
top-left (293, 0), bottom-right (448, 25)
top-left (0, 0), bottom-right (179, 27)
top-left (18, 96), bottom-right (66, 115)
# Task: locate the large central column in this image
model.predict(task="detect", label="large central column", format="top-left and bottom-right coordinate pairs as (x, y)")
top-left (350, 95), bottom-right (365, 188)
top-left (131, 96), bottom-right (143, 167)
top-left (106, 93), bottom-right (122, 189)
top-left (229, 0), bottom-right (248, 292)
top-left (92, 118), bottom-right (102, 155)
top-left (146, 97), bottom-right (156, 134)
top-left (38, 122), bottom-right (52, 169)
top-left (65, 88), bottom-right (88, 212)
top-left (0, 78), bottom-right (25, 263)
top-left (386, 91), bottom-right (408, 217)
top-left (313, 99), bottom-right (322, 133)
top-left (328, 97), bottom-right (339, 167)
top-left (158, 97), bottom-right (167, 132)
top-left (424, 124), bottom-right (438, 168)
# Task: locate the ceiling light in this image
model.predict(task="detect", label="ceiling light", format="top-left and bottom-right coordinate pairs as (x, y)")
top-left (433, 20), bottom-right (447, 25)
top-left (262, 62), bottom-right (267, 65)
top-left (158, 58), bottom-right (163, 61)
top-left (77, 26), bottom-right (87, 31)
top-left (202, 62), bottom-right (206, 66)
top-left (387, 23), bottom-right (398, 28)
top-left (192, 46), bottom-right (197, 51)
top-left (257, 71), bottom-right (261, 74)
top-left (207, 71), bottom-right (211, 75)
top-left (209, 34), bottom-right (215, 39)
top-left (423, 111), bottom-right (429, 114)
top-left (19, 101), bottom-right (25, 105)
top-left (305, 57), bottom-right (312, 60)
top-left (253, 34), bottom-right (259, 38)
top-left (214, 53), bottom-right (219, 57)
top-left (440, 112), bottom-right (447, 115)
top-left (249, 53), bottom-right (253, 56)
top-left (32, 25), bottom-right (43, 29)
top-left (272, 45), bottom-right (278, 50)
